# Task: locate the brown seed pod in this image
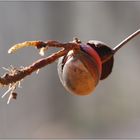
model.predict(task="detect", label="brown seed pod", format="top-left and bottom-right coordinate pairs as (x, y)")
top-left (57, 44), bottom-right (102, 95)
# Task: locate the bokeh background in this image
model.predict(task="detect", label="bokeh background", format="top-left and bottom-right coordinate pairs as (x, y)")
top-left (0, 1), bottom-right (140, 139)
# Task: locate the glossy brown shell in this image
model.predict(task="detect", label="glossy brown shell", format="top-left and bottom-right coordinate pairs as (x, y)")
top-left (57, 50), bottom-right (101, 95)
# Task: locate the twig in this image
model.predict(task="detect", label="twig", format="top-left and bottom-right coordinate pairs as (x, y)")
top-left (0, 40), bottom-right (80, 86)
top-left (113, 29), bottom-right (140, 54)
top-left (0, 40), bottom-right (80, 103)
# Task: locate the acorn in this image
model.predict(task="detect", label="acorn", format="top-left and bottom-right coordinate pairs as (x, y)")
top-left (57, 41), bottom-right (114, 96)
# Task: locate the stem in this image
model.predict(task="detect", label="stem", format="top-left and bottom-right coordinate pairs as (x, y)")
top-left (0, 41), bottom-right (80, 86)
top-left (0, 49), bottom-right (68, 86)
top-left (25, 49), bottom-right (67, 75)
top-left (113, 29), bottom-right (140, 54)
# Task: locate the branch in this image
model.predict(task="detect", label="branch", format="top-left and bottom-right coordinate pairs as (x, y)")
top-left (0, 40), bottom-right (80, 104)
top-left (113, 29), bottom-right (140, 54)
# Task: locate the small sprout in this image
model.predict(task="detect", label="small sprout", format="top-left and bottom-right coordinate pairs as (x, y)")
top-left (39, 47), bottom-right (48, 56)
top-left (36, 69), bottom-right (40, 74)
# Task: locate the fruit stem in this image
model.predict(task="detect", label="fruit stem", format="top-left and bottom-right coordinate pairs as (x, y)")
top-left (113, 29), bottom-right (140, 54)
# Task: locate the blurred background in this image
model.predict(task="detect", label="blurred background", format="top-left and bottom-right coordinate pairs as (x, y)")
top-left (0, 1), bottom-right (140, 139)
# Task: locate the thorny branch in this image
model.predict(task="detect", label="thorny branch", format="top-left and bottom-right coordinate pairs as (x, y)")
top-left (0, 39), bottom-right (80, 104)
